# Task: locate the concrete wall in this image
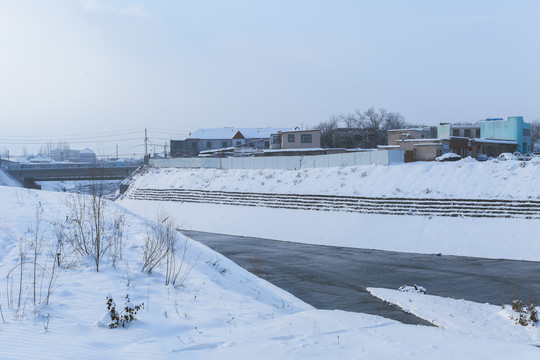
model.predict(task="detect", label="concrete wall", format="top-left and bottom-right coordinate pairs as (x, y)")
top-left (149, 150), bottom-right (404, 169)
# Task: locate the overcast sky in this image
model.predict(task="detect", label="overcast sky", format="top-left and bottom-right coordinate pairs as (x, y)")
top-left (1, 0), bottom-right (539, 156)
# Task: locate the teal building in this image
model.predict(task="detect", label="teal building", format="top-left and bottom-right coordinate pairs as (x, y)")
top-left (478, 116), bottom-right (531, 153)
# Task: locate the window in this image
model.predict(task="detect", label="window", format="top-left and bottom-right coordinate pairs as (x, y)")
top-left (236, 141), bottom-right (242, 146)
top-left (264, 141), bottom-right (269, 148)
top-left (288, 134), bottom-right (295, 142)
top-left (464, 129), bottom-right (471, 138)
top-left (452, 129), bottom-right (460, 136)
top-left (301, 134), bottom-right (312, 143)
top-left (222, 141), bottom-right (227, 148)
top-left (191, 142), bottom-right (198, 150)
top-left (206, 141), bottom-right (212, 149)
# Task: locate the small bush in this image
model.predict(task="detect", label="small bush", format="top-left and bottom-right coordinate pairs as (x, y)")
top-left (103, 295), bottom-right (144, 329)
top-left (510, 299), bottom-right (538, 326)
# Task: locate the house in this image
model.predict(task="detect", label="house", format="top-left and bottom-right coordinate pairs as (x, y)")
top-left (384, 128), bottom-right (447, 162)
top-left (477, 116), bottom-right (531, 153)
top-left (170, 127), bottom-right (293, 157)
top-left (269, 129), bottom-right (322, 150)
top-left (49, 148), bottom-right (96, 163)
top-left (29, 154), bottom-right (54, 164)
top-left (79, 148), bottom-right (96, 163)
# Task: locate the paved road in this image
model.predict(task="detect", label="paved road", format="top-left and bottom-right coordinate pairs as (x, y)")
top-left (182, 230), bottom-right (540, 325)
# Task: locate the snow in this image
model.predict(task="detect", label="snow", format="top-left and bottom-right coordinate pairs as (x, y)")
top-left (117, 159), bottom-right (540, 261)
top-left (2, 187), bottom-right (538, 358)
top-left (2, 158), bottom-right (540, 358)
top-left (137, 159), bottom-right (540, 200)
top-left (0, 169), bottom-right (22, 187)
top-left (367, 287), bottom-right (540, 345)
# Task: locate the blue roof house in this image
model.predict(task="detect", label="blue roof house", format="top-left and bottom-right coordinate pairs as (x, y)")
top-left (478, 116), bottom-right (531, 153)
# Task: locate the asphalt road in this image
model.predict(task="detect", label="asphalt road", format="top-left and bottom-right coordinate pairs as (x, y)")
top-left (181, 230), bottom-right (540, 325)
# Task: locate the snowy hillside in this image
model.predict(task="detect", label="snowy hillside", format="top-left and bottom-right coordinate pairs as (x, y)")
top-left (118, 159), bottom-right (540, 261)
top-left (0, 169), bottom-right (21, 187)
top-left (132, 158), bottom-right (540, 200)
top-left (1, 186), bottom-right (540, 358)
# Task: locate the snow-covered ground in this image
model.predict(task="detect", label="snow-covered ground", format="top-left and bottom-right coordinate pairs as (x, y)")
top-left (368, 287), bottom-right (540, 345)
top-left (136, 157), bottom-right (540, 199)
top-left (1, 185), bottom-right (539, 359)
top-left (118, 160), bottom-right (540, 261)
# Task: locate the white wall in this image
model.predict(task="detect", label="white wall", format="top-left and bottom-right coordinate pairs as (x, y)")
top-left (150, 150), bottom-right (404, 169)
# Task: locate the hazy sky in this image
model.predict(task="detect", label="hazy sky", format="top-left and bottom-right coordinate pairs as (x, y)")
top-left (1, 0), bottom-right (539, 156)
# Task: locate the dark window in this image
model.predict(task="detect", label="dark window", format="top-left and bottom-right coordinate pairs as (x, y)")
top-left (264, 141), bottom-right (269, 148)
top-left (206, 141), bottom-right (212, 149)
top-left (236, 141), bottom-right (242, 146)
top-left (301, 134), bottom-right (312, 143)
top-left (222, 141), bottom-right (227, 148)
top-left (452, 129), bottom-right (460, 136)
top-left (464, 129), bottom-right (471, 138)
top-left (288, 134), bottom-right (295, 142)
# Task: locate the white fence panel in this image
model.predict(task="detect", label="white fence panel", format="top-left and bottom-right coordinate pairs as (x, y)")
top-left (149, 150), bottom-right (404, 170)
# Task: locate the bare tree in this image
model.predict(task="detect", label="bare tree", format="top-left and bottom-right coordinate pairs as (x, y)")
top-left (530, 120), bottom-right (540, 153)
top-left (316, 116), bottom-right (340, 148)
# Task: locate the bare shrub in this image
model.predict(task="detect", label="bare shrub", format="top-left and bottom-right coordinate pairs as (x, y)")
top-left (142, 215), bottom-right (197, 286)
top-left (63, 180), bottom-right (126, 272)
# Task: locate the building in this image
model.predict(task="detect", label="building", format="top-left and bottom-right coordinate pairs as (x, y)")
top-left (470, 138), bottom-right (517, 158)
top-left (438, 123), bottom-right (481, 139)
top-left (384, 128), bottom-right (447, 162)
top-left (79, 148), bottom-right (96, 163)
top-left (170, 127), bottom-right (293, 157)
top-left (477, 116), bottom-right (531, 153)
top-left (387, 128), bottom-right (431, 146)
top-left (269, 129), bottom-right (321, 150)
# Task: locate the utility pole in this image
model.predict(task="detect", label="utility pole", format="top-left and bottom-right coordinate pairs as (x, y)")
top-left (144, 128), bottom-right (148, 156)
top-left (116, 144), bottom-right (119, 159)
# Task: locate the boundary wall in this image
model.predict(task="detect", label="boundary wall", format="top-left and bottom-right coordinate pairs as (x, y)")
top-left (149, 150), bottom-right (404, 170)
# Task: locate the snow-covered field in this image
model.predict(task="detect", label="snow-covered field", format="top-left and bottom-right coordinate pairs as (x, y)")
top-left (0, 185), bottom-right (539, 359)
top-left (135, 157), bottom-right (540, 199)
top-left (118, 159), bottom-right (540, 261)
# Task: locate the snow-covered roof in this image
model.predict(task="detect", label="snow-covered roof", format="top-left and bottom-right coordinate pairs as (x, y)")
top-left (188, 128), bottom-right (293, 140)
top-left (401, 138), bottom-right (441, 143)
top-left (30, 154), bottom-right (54, 163)
top-left (262, 148), bottom-right (325, 153)
top-left (80, 148), bottom-right (95, 154)
top-left (472, 138), bottom-right (517, 144)
top-left (387, 128), bottom-right (427, 132)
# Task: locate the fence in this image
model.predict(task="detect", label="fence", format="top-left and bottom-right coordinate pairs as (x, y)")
top-left (149, 150), bottom-right (404, 170)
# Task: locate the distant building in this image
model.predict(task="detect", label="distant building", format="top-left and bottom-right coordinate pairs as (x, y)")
top-left (387, 128), bottom-right (431, 146)
top-left (269, 129), bottom-right (322, 150)
top-left (50, 149), bottom-right (81, 162)
top-left (477, 116), bottom-right (531, 153)
top-left (29, 154), bottom-right (54, 164)
top-left (79, 148), bottom-right (96, 163)
top-left (49, 148), bottom-right (96, 163)
top-left (170, 127), bottom-right (293, 157)
top-left (384, 128), bottom-right (446, 162)
top-left (438, 123), bottom-right (480, 139)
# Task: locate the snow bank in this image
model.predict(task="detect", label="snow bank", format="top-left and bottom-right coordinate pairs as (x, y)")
top-left (133, 158), bottom-right (540, 200)
top-left (367, 287), bottom-right (540, 345)
top-left (0, 169), bottom-right (21, 187)
top-left (2, 187), bottom-right (540, 358)
top-left (118, 159), bottom-right (540, 261)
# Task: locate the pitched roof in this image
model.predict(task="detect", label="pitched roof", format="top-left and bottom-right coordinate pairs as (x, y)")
top-left (188, 127), bottom-right (293, 140)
